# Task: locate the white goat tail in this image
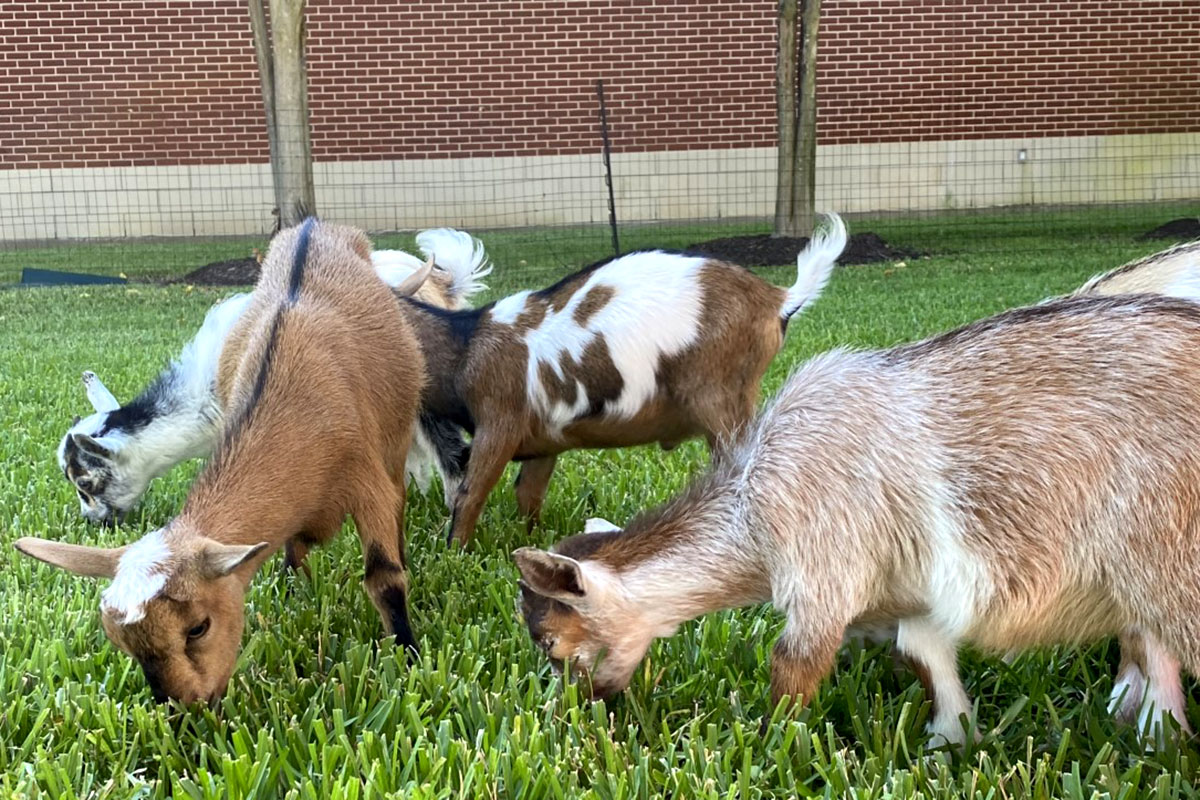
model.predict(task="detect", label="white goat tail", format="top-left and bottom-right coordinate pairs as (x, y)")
top-left (417, 227), bottom-right (493, 303)
top-left (781, 213), bottom-right (847, 321)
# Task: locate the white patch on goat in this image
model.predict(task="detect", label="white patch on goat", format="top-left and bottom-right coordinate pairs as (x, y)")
top-left (519, 252), bottom-right (706, 432)
top-left (1109, 633), bottom-right (1193, 742)
top-left (584, 517), bottom-right (621, 534)
top-left (490, 290), bottom-right (532, 325)
top-left (1162, 272), bottom-right (1200, 304)
top-left (896, 617), bottom-right (974, 746)
top-left (922, 479), bottom-right (990, 637)
top-left (101, 529), bottom-right (171, 624)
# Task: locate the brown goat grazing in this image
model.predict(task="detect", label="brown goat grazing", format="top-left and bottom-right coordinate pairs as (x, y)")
top-left (16, 219), bottom-right (426, 703)
top-left (516, 294), bottom-right (1200, 745)
top-left (405, 215), bottom-right (847, 545)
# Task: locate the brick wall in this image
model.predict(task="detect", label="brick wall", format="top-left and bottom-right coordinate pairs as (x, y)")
top-left (0, 1), bottom-right (1197, 170)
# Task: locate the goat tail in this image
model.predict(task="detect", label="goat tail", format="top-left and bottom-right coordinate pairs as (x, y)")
top-left (1070, 238), bottom-right (1200, 303)
top-left (780, 212), bottom-right (847, 322)
top-left (416, 228), bottom-right (494, 306)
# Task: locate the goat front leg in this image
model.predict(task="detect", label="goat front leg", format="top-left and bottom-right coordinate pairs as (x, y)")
top-left (514, 454), bottom-right (558, 530)
top-left (896, 618), bottom-right (974, 746)
top-left (282, 538), bottom-right (312, 577)
top-left (448, 427), bottom-right (519, 547)
top-left (356, 480), bottom-right (417, 654)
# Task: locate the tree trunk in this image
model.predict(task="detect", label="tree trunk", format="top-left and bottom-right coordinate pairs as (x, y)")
top-left (773, 0), bottom-right (798, 237)
top-left (247, 0), bottom-right (283, 222)
top-left (792, 0), bottom-right (822, 237)
top-left (266, 0), bottom-right (315, 228)
top-left (774, 0), bottom-right (822, 238)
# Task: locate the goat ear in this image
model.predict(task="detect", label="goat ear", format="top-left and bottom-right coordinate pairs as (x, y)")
top-left (72, 433), bottom-right (114, 460)
top-left (14, 537), bottom-right (124, 578)
top-left (197, 539), bottom-right (269, 579)
top-left (393, 255), bottom-right (434, 297)
top-left (82, 371), bottom-right (120, 413)
top-left (583, 517), bottom-right (622, 534)
top-left (512, 547), bottom-right (587, 601)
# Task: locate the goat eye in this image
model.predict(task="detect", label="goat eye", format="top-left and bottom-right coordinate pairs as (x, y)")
top-left (186, 619), bottom-right (210, 641)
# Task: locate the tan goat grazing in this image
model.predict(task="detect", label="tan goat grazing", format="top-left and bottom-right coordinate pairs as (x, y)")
top-left (16, 218), bottom-right (426, 703)
top-left (516, 293), bottom-right (1200, 745)
top-left (405, 215), bottom-right (847, 545)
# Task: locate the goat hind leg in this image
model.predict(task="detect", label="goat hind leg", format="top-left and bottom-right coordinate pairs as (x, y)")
top-left (896, 618), bottom-right (974, 747)
top-left (448, 428), bottom-right (518, 547)
top-left (1111, 629), bottom-right (1191, 744)
top-left (769, 624), bottom-right (842, 717)
top-left (514, 455), bottom-right (558, 529)
top-left (356, 481), bottom-right (417, 654)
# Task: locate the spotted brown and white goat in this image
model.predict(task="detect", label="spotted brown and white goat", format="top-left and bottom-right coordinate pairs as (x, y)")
top-left (19, 219), bottom-right (428, 703)
top-left (405, 214), bottom-right (847, 545)
top-left (58, 227), bottom-right (490, 525)
top-left (516, 293), bottom-right (1200, 746)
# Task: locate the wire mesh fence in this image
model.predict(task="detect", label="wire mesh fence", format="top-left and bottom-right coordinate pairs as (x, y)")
top-left (1, 107), bottom-right (1198, 288)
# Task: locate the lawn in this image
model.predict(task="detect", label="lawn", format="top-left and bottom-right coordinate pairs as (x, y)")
top-left (2, 209), bottom-right (1198, 798)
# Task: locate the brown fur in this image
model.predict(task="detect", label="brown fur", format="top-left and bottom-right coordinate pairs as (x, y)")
top-left (516, 294), bottom-right (1200, 741)
top-left (18, 220), bottom-right (428, 703)
top-left (441, 258), bottom-right (802, 545)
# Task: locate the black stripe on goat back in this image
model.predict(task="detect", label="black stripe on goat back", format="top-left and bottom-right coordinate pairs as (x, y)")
top-left (398, 297), bottom-right (483, 347)
top-left (217, 308), bottom-right (286, 450)
top-left (287, 216), bottom-right (316, 305)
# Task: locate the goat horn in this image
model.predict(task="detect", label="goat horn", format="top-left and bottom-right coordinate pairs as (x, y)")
top-left (394, 255), bottom-right (434, 297)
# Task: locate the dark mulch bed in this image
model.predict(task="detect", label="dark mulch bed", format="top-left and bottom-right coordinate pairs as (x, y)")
top-left (163, 257), bottom-right (261, 286)
top-left (1138, 218), bottom-right (1200, 241)
top-left (686, 231), bottom-right (919, 266)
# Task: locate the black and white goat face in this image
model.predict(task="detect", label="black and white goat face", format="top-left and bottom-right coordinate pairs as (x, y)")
top-left (57, 372), bottom-right (143, 525)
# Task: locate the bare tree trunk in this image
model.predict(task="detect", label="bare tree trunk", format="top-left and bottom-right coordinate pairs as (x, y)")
top-left (774, 0), bottom-right (821, 238)
top-left (247, 0), bottom-right (283, 223)
top-left (266, 0), bottom-right (315, 228)
top-left (792, 0), bottom-right (822, 237)
top-left (773, 0), bottom-right (798, 237)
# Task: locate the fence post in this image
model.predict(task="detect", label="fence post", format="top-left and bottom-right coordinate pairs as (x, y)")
top-left (596, 79), bottom-right (620, 257)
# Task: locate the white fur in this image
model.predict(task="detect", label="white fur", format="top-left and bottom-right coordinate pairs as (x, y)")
top-left (416, 227), bottom-right (493, 300)
top-left (896, 618), bottom-right (974, 746)
top-left (923, 483), bottom-right (992, 638)
top-left (1109, 632), bottom-right (1192, 743)
top-left (781, 213), bottom-right (847, 319)
top-left (83, 371), bottom-right (119, 412)
top-left (101, 529), bottom-right (170, 624)
top-left (491, 290), bottom-right (533, 325)
top-left (516, 252), bottom-right (706, 433)
top-left (369, 249), bottom-right (428, 289)
top-left (59, 292), bottom-right (252, 520)
top-left (60, 241), bottom-right (485, 521)
top-left (584, 517), bottom-right (621, 534)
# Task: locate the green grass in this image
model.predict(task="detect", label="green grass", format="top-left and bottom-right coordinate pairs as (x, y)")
top-left (2, 209), bottom-right (1199, 798)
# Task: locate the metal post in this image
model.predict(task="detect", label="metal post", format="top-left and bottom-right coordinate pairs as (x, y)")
top-left (596, 79), bottom-right (620, 256)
